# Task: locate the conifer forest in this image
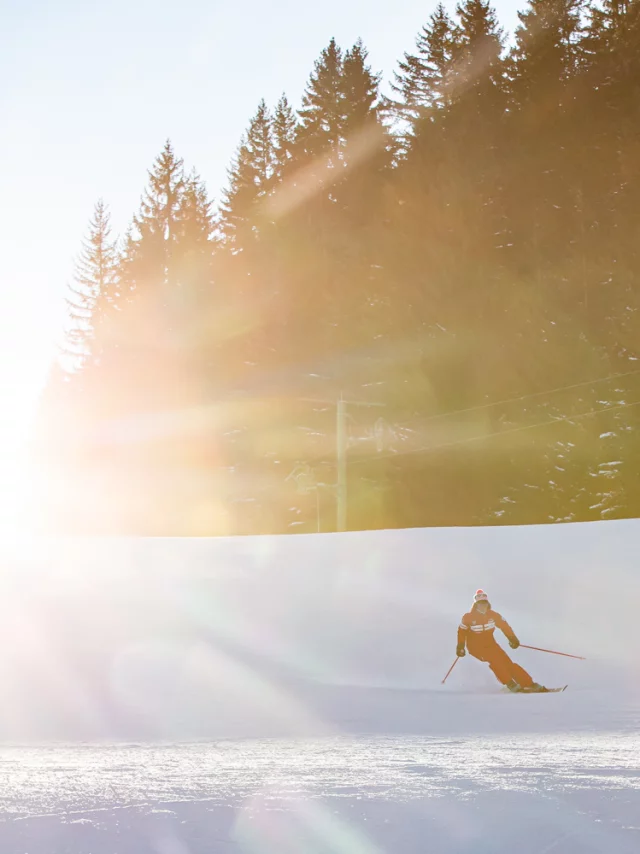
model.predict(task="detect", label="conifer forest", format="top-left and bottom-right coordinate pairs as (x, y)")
top-left (35, 1), bottom-right (640, 535)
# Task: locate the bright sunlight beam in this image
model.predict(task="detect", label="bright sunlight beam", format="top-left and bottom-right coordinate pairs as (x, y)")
top-left (0, 436), bottom-right (34, 546)
top-left (0, 356), bottom-right (48, 546)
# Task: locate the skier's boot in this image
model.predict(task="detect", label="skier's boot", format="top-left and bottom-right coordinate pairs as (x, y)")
top-left (506, 678), bottom-right (522, 693)
top-left (522, 683), bottom-right (548, 693)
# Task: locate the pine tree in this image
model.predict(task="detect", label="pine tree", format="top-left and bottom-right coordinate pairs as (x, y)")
top-left (390, 4), bottom-right (456, 124)
top-left (584, 1), bottom-right (640, 92)
top-left (250, 100), bottom-right (276, 189)
top-left (272, 94), bottom-right (298, 180)
top-left (505, 1), bottom-right (589, 308)
top-left (106, 141), bottom-right (217, 386)
top-left (415, 0), bottom-right (507, 259)
top-left (511, 0), bottom-right (586, 105)
top-left (175, 170), bottom-right (215, 291)
top-left (451, 0), bottom-right (505, 110)
top-left (220, 100), bottom-right (275, 244)
top-left (122, 140), bottom-right (186, 293)
top-left (341, 40), bottom-right (380, 133)
top-left (297, 38), bottom-right (344, 158)
top-left (580, 0), bottom-right (640, 356)
top-left (64, 199), bottom-right (118, 371)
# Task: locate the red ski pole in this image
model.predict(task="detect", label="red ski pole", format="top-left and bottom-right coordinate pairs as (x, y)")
top-left (521, 644), bottom-right (585, 661)
top-left (441, 657), bottom-right (460, 684)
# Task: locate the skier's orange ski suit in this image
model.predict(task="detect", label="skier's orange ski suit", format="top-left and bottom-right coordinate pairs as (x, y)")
top-left (457, 606), bottom-right (533, 688)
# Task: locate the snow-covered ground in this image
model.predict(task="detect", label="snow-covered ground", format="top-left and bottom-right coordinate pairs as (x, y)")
top-left (1, 731), bottom-right (639, 853)
top-left (0, 519), bottom-right (638, 852)
top-left (2, 734), bottom-right (640, 853)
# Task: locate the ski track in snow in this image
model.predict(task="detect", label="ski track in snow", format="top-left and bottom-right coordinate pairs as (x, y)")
top-left (1, 731), bottom-right (640, 853)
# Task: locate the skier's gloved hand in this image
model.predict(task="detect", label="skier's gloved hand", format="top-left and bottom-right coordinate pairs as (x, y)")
top-left (456, 645), bottom-right (466, 657)
top-left (509, 636), bottom-right (520, 649)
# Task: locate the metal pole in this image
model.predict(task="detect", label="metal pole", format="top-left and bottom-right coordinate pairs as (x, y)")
top-left (296, 395), bottom-right (384, 534)
top-left (520, 644), bottom-right (585, 660)
top-left (337, 397), bottom-right (347, 532)
top-left (442, 657), bottom-right (459, 684)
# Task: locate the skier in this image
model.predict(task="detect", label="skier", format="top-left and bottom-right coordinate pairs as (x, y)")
top-left (457, 589), bottom-right (548, 693)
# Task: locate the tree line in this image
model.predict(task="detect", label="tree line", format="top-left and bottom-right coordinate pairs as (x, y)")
top-left (34, 0), bottom-right (640, 535)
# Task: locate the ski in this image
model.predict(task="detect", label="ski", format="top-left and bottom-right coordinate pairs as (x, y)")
top-left (501, 684), bottom-right (568, 694)
top-left (526, 685), bottom-right (568, 693)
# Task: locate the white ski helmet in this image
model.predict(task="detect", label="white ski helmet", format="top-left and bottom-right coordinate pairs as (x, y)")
top-left (474, 589), bottom-right (489, 604)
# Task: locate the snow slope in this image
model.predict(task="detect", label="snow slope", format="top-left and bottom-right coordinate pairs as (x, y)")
top-left (0, 518), bottom-right (638, 740)
top-left (0, 519), bottom-right (638, 852)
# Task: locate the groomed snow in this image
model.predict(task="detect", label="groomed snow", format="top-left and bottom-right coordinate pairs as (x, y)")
top-left (0, 518), bottom-right (638, 852)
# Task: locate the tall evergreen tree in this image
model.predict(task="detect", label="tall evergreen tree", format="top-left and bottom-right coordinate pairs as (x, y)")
top-left (582, 0), bottom-right (631, 60)
top-left (101, 142), bottom-right (215, 399)
top-left (178, 172), bottom-right (214, 257)
top-left (175, 170), bottom-right (215, 297)
top-left (297, 38), bottom-right (344, 158)
top-left (580, 0), bottom-right (640, 356)
top-left (390, 4), bottom-right (456, 124)
top-left (451, 0), bottom-right (505, 110)
top-left (505, 0), bottom-right (589, 310)
top-left (341, 40), bottom-right (380, 133)
top-left (583, 0), bottom-right (640, 102)
top-left (272, 94), bottom-right (298, 180)
top-left (511, 0), bottom-right (586, 105)
top-left (296, 38), bottom-right (381, 161)
top-left (64, 199), bottom-right (118, 371)
top-left (122, 140), bottom-right (186, 294)
top-left (220, 100), bottom-right (275, 245)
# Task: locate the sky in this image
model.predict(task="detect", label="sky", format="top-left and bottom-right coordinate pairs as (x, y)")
top-left (0, 0), bottom-right (519, 533)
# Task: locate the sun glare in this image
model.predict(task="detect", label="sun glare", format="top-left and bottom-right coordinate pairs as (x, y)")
top-left (0, 376), bottom-right (43, 546)
top-left (0, 317), bottom-right (58, 544)
top-left (0, 445), bottom-right (33, 545)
